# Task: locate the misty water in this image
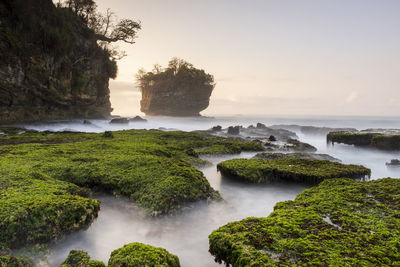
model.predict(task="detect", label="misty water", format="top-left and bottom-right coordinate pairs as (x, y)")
top-left (17, 116), bottom-right (400, 266)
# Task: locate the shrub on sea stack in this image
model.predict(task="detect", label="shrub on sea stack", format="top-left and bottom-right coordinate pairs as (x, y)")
top-left (108, 242), bottom-right (180, 267)
top-left (217, 158), bottom-right (370, 184)
top-left (209, 178), bottom-right (400, 266)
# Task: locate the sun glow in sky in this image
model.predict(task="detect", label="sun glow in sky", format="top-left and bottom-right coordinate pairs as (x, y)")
top-left (96, 0), bottom-right (400, 116)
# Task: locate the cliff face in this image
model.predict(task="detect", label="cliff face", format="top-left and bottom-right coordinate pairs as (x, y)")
top-left (0, 0), bottom-right (115, 123)
top-left (139, 59), bottom-right (215, 117)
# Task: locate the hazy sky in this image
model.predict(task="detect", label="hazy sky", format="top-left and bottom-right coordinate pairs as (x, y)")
top-left (95, 0), bottom-right (400, 116)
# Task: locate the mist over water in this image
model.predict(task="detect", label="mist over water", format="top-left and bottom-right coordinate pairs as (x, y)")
top-left (18, 115), bottom-right (400, 266)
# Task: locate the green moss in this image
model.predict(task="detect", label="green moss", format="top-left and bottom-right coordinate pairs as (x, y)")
top-left (59, 250), bottom-right (105, 267)
top-left (217, 158), bottom-right (370, 184)
top-left (327, 131), bottom-right (400, 150)
top-left (0, 130), bottom-right (261, 217)
top-left (0, 254), bottom-right (32, 267)
top-left (209, 178), bottom-right (400, 266)
top-left (194, 140), bottom-right (264, 155)
top-left (0, 169), bottom-right (100, 251)
top-left (108, 242), bottom-right (180, 267)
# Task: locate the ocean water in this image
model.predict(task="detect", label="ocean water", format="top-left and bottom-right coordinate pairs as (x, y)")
top-left (13, 115), bottom-right (400, 266)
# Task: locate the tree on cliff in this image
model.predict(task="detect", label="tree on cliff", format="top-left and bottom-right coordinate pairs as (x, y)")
top-left (57, 0), bottom-right (141, 60)
top-left (137, 58), bottom-right (215, 116)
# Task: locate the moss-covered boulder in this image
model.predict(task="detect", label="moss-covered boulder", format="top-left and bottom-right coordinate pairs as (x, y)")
top-left (327, 131), bottom-right (400, 150)
top-left (59, 250), bottom-right (105, 267)
top-left (0, 254), bottom-right (32, 267)
top-left (217, 158), bottom-right (370, 184)
top-left (209, 178), bottom-right (400, 266)
top-left (108, 243), bottom-right (180, 267)
top-left (0, 171), bottom-right (99, 251)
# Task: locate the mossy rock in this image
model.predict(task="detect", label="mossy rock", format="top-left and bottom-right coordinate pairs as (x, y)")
top-left (0, 170), bottom-right (99, 251)
top-left (217, 158), bottom-right (370, 184)
top-left (0, 130), bottom-right (262, 218)
top-left (0, 254), bottom-right (32, 267)
top-left (253, 152), bottom-right (340, 162)
top-left (108, 242), bottom-right (180, 267)
top-left (59, 250), bottom-right (105, 267)
top-left (327, 131), bottom-right (400, 150)
top-left (209, 178), bottom-right (400, 266)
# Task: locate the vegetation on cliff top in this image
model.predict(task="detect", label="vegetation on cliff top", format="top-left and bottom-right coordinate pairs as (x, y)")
top-left (209, 178), bottom-right (400, 266)
top-left (217, 158), bottom-right (370, 184)
top-left (327, 131), bottom-right (400, 150)
top-left (137, 58), bottom-right (216, 116)
top-left (0, 0), bottom-right (141, 122)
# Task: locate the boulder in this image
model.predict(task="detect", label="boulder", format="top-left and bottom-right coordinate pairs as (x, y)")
top-left (110, 117), bottom-right (129, 124)
top-left (227, 126), bottom-right (240, 135)
top-left (211, 125), bottom-right (222, 132)
top-left (282, 138), bottom-right (317, 152)
top-left (386, 159), bottom-right (400, 166)
top-left (130, 116), bottom-right (147, 122)
top-left (108, 243), bottom-right (180, 267)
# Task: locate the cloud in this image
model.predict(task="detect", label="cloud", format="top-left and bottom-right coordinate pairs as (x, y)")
top-left (345, 91), bottom-right (358, 103)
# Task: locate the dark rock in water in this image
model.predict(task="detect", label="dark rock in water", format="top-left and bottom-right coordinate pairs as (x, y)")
top-left (138, 59), bottom-right (214, 116)
top-left (103, 131), bottom-right (114, 138)
top-left (110, 117), bottom-right (129, 124)
top-left (256, 122), bottom-right (267, 129)
top-left (130, 116), bottom-right (147, 122)
top-left (270, 125), bottom-right (357, 136)
top-left (248, 125), bottom-right (255, 129)
top-left (254, 152), bottom-right (341, 162)
top-left (0, 0), bottom-right (114, 123)
top-left (227, 126), bottom-right (240, 135)
top-left (211, 125), bottom-right (222, 132)
top-left (83, 120), bottom-right (92, 125)
top-left (386, 159), bottom-right (400, 166)
top-left (268, 135), bottom-right (277, 142)
top-left (282, 138), bottom-right (317, 152)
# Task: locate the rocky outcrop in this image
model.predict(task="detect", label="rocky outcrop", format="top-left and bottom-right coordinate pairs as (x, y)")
top-left (138, 59), bottom-right (215, 116)
top-left (254, 152), bottom-right (341, 162)
top-left (327, 131), bottom-right (400, 150)
top-left (0, 0), bottom-right (114, 123)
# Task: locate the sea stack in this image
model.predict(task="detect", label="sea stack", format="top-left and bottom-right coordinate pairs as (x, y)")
top-left (138, 58), bottom-right (215, 116)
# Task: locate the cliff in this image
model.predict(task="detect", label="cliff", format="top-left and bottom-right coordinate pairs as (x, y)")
top-left (138, 58), bottom-right (215, 116)
top-left (0, 0), bottom-right (115, 123)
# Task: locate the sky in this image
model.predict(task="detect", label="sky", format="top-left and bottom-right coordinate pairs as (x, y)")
top-left (95, 0), bottom-right (400, 117)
